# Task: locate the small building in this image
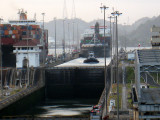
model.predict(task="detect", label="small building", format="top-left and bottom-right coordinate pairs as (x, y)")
top-left (127, 52), bottom-right (135, 60)
top-left (151, 25), bottom-right (160, 48)
top-left (13, 40), bottom-right (41, 68)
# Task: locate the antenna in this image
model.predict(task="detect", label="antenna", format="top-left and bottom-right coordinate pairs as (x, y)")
top-left (63, 0), bottom-right (68, 19)
top-left (18, 9), bottom-right (20, 14)
top-left (71, 0), bottom-right (76, 19)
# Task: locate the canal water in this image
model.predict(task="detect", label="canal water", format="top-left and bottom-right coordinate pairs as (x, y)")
top-left (24, 99), bottom-right (98, 118)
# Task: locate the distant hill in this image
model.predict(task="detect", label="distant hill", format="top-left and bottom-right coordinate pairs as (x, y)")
top-left (44, 15), bottom-right (160, 47)
top-left (119, 16), bottom-right (159, 47)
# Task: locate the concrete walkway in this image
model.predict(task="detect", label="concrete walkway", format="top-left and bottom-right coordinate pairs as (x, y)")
top-left (121, 61), bottom-right (127, 110)
top-left (122, 85), bottom-right (127, 110)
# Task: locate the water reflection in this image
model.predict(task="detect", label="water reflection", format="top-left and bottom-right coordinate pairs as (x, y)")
top-left (27, 99), bottom-right (98, 117)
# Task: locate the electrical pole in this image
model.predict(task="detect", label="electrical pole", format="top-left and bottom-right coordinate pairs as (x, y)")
top-left (111, 11), bottom-right (122, 120)
top-left (77, 23), bottom-right (79, 50)
top-left (54, 17), bottom-right (57, 61)
top-left (100, 4), bottom-right (109, 115)
top-left (124, 23), bottom-right (127, 52)
top-left (71, 0), bottom-right (76, 52)
top-left (72, 21), bottom-right (75, 50)
top-left (63, 19), bottom-right (65, 61)
top-left (112, 16), bottom-right (116, 84)
top-left (27, 23), bottom-right (29, 87)
top-left (42, 13), bottom-right (45, 65)
top-left (0, 18), bottom-right (3, 97)
top-left (108, 16), bottom-right (114, 90)
top-left (68, 22), bottom-right (70, 54)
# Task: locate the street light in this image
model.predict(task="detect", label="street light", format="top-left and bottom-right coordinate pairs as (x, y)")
top-left (100, 4), bottom-right (109, 115)
top-left (63, 19), bottom-right (66, 61)
top-left (123, 23), bottom-right (127, 52)
top-left (54, 17), bottom-right (57, 61)
top-left (27, 23), bottom-right (29, 87)
top-left (77, 23), bottom-right (79, 50)
top-left (72, 21), bottom-right (75, 51)
top-left (67, 22), bottom-right (70, 54)
top-left (108, 16), bottom-right (114, 90)
top-left (42, 13), bottom-right (45, 65)
top-left (111, 10), bottom-right (122, 120)
top-left (0, 18), bottom-right (3, 97)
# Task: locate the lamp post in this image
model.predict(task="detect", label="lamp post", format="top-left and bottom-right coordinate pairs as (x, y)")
top-left (72, 21), bottom-right (75, 51)
top-left (77, 23), bottom-right (79, 50)
top-left (100, 4), bottom-right (109, 115)
top-left (68, 22), bottom-right (71, 55)
top-left (111, 10), bottom-right (122, 120)
top-left (54, 17), bottom-right (57, 61)
top-left (108, 16), bottom-right (114, 89)
top-left (63, 19), bottom-right (66, 61)
top-left (123, 23), bottom-right (127, 52)
top-left (0, 18), bottom-right (3, 97)
top-left (27, 23), bottom-right (29, 87)
top-left (42, 13), bottom-right (45, 65)
top-left (112, 18), bottom-right (116, 84)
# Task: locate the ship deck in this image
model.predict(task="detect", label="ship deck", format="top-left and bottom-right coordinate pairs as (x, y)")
top-left (55, 57), bottom-right (111, 68)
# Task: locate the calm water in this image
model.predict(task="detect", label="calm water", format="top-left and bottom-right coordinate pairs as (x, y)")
top-left (25, 99), bottom-right (98, 118)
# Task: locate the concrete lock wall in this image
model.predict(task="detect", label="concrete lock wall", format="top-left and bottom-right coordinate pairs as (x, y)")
top-left (0, 87), bottom-right (45, 118)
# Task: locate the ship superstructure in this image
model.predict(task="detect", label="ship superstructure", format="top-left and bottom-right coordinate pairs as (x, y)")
top-left (0, 9), bottom-right (48, 67)
top-left (80, 22), bottom-right (111, 58)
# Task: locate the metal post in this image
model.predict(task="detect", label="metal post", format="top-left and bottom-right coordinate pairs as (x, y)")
top-left (68, 22), bottom-right (70, 53)
top-left (63, 19), bottom-right (65, 61)
top-left (108, 16), bottom-right (114, 86)
top-left (112, 20), bottom-right (115, 83)
top-left (157, 72), bottom-right (158, 83)
top-left (124, 23), bottom-right (127, 52)
top-left (77, 23), bottom-right (79, 50)
top-left (27, 23), bottom-right (29, 87)
top-left (0, 18), bottom-right (3, 97)
top-left (111, 13), bottom-right (116, 84)
top-left (111, 11), bottom-right (122, 120)
top-left (72, 21), bottom-right (75, 50)
top-left (54, 17), bottom-right (57, 61)
top-left (115, 16), bottom-right (119, 120)
top-left (100, 4), bottom-right (109, 115)
top-left (42, 13), bottom-right (45, 65)
top-left (146, 72), bottom-right (148, 84)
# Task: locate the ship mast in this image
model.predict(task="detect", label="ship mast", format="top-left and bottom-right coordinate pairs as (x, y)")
top-left (18, 9), bottom-right (27, 20)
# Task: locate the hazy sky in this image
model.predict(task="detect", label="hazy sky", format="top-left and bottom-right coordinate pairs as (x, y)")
top-left (1, 0), bottom-right (160, 24)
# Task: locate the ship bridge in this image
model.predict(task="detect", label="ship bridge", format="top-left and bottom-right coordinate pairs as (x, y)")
top-left (8, 9), bottom-right (42, 26)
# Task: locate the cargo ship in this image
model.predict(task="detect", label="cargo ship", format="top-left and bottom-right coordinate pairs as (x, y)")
top-left (79, 22), bottom-right (111, 58)
top-left (0, 9), bottom-right (48, 67)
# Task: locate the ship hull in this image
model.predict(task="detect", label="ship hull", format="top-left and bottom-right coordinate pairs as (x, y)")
top-left (80, 46), bottom-right (110, 58)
